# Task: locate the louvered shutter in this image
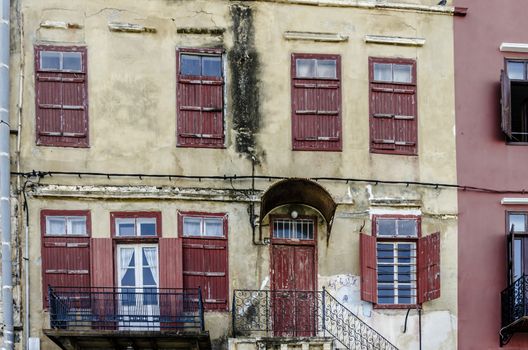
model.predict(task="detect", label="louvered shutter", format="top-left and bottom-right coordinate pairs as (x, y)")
top-left (42, 236), bottom-right (91, 308)
top-left (507, 224), bottom-right (516, 285)
top-left (501, 69), bottom-right (512, 138)
top-left (292, 55), bottom-right (341, 151)
top-left (183, 237), bottom-right (228, 310)
top-left (177, 51), bottom-right (224, 148)
top-left (35, 47), bottom-right (88, 147)
top-left (370, 59), bottom-right (417, 155)
top-left (360, 233), bottom-right (377, 303)
top-left (417, 232), bottom-right (441, 303)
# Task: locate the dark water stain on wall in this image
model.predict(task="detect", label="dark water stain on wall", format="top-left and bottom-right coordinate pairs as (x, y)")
top-left (229, 4), bottom-right (260, 161)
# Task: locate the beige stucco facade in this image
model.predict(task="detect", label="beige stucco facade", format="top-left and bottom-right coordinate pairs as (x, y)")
top-left (7, 0), bottom-right (457, 349)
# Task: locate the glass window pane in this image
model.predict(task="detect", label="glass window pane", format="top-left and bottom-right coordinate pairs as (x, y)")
top-left (180, 54), bottom-right (201, 75)
top-left (514, 239), bottom-right (523, 281)
top-left (121, 268), bottom-right (135, 286)
top-left (508, 61), bottom-right (525, 80)
top-left (373, 63), bottom-right (392, 82)
top-left (41, 51), bottom-right (61, 70)
top-left (393, 64), bottom-right (412, 83)
top-left (398, 286), bottom-right (412, 304)
top-left (377, 265), bottom-right (394, 283)
top-left (62, 52), bottom-right (82, 71)
top-left (117, 219), bottom-right (136, 236)
top-left (204, 218), bottom-right (223, 237)
top-left (509, 214), bottom-right (526, 232)
top-left (143, 287), bottom-right (158, 305)
top-left (143, 267), bottom-right (157, 285)
top-left (317, 59), bottom-right (336, 78)
top-left (377, 243), bottom-right (394, 263)
top-left (397, 244), bottom-right (412, 263)
top-left (296, 59), bottom-right (316, 78)
top-left (202, 56), bottom-right (222, 77)
top-left (397, 219), bottom-right (417, 237)
top-left (47, 217), bottom-right (66, 235)
top-left (377, 286), bottom-right (394, 304)
top-left (377, 219), bottom-right (396, 236)
top-left (121, 287), bottom-right (136, 306)
top-left (138, 218), bottom-right (156, 236)
top-left (69, 217), bottom-right (87, 235)
top-left (183, 217), bottom-right (202, 236)
top-left (398, 265), bottom-right (412, 283)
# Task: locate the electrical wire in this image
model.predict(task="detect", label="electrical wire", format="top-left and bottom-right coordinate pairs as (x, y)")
top-left (9, 169), bottom-right (528, 194)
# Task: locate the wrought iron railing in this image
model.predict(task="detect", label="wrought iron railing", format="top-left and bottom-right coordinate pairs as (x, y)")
top-left (232, 288), bottom-right (398, 350)
top-left (48, 286), bottom-right (204, 331)
top-left (500, 275), bottom-right (528, 345)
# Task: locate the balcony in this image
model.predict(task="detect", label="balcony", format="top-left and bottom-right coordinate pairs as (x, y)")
top-left (501, 275), bottom-right (528, 346)
top-left (232, 289), bottom-right (398, 350)
top-left (44, 286), bottom-right (210, 350)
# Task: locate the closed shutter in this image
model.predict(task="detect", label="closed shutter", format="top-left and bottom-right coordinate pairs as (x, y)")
top-left (177, 50), bottom-right (224, 148)
top-left (35, 47), bottom-right (88, 147)
top-left (417, 232), bottom-right (441, 303)
top-left (370, 58), bottom-right (417, 155)
top-left (42, 236), bottom-right (91, 308)
top-left (292, 54), bottom-right (341, 151)
top-left (183, 237), bottom-right (228, 310)
top-left (360, 233), bottom-right (377, 303)
top-left (501, 69), bottom-right (512, 138)
top-left (90, 238), bottom-right (113, 287)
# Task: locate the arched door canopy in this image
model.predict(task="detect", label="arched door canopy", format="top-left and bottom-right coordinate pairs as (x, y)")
top-left (259, 178), bottom-right (337, 231)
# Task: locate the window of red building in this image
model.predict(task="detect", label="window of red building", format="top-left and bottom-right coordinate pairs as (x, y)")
top-left (369, 57), bottom-right (417, 155)
top-left (360, 216), bottom-right (440, 307)
top-left (177, 48), bottom-right (225, 148)
top-left (41, 210), bottom-right (91, 307)
top-left (179, 211), bottom-right (228, 311)
top-left (35, 46), bottom-right (89, 147)
top-left (291, 53), bottom-right (342, 151)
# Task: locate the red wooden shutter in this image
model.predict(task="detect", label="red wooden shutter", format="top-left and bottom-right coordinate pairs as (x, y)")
top-left (90, 238), bottom-right (113, 287)
top-left (159, 238), bottom-right (183, 289)
top-left (183, 237), bottom-right (228, 310)
top-left (42, 236), bottom-right (91, 307)
top-left (417, 232), bottom-right (441, 303)
top-left (369, 59), bottom-right (417, 155)
top-left (360, 233), bottom-right (377, 303)
top-left (292, 54), bottom-right (341, 151)
top-left (35, 47), bottom-right (88, 147)
top-left (177, 51), bottom-right (224, 148)
top-left (501, 69), bottom-right (512, 138)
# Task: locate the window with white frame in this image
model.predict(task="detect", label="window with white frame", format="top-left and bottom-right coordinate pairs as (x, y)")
top-left (115, 217), bottom-right (157, 237)
top-left (45, 215), bottom-right (87, 236)
top-left (182, 216), bottom-right (224, 237)
top-left (375, 217), bottom-right (418, 305)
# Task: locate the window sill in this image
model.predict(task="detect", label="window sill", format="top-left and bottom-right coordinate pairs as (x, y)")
top-left (373, 303), bottom-right (420, 310)
top-left (370, 149), bottom-right (417, 156)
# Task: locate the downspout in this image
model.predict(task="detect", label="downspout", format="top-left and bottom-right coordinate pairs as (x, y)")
top-left (0, 1), bottom-right (14, 349)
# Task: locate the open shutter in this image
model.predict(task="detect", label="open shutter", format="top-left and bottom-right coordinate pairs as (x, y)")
top-left (159, 238), bottom-right (183, 289)
top-left (360, 233), bottom-right (377, 303)
top-left (418, 232), bottom-right (441, 303)
top-left (42, 236), bottom-right (91, 308)
top-left (501, 69), bottom-right (512, 138)
top-left (90, 238), bottom-right (113, 287)
top-left (508, 224), bottom-right (516, 285)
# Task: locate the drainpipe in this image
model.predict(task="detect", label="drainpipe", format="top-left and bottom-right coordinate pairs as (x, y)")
top-left (0, 1), bottom-right (14, 349)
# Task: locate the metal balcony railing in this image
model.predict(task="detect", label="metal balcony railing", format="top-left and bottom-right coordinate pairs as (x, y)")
top-left (48, 286), bottom-right (204, 332)
top-left (232, 288), bottom-right (398, 350)
top-left (500, 275), bottom-right (528, 346)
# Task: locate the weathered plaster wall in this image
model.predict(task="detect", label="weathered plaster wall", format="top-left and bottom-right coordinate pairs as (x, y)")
top-left (12, 0), bottom-right (457, 349)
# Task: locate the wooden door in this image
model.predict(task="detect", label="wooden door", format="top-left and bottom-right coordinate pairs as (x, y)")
top-left (271, 227), bottom-right (317, 337)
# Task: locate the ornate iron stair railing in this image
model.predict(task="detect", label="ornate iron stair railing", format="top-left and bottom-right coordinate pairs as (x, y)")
top-left (500, 275), bottom-right (528, 346)
top-left (232, 288), bottom-right (398, 350)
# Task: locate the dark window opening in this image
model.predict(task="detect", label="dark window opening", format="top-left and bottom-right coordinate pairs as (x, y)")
top-left (501, 60), bottom-right (528, 143)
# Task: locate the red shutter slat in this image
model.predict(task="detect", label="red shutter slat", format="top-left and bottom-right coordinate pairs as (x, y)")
top-left (360, 233), bottom-right (377, 303)
top-left (90, 238), bottom-right (113, 287)
top-left (42, 236), bottom-right (91, 308)
top-left (501, 69), bottom-right (512, 138)
top-left (159, 238), bottom-right (183, 289)
top-left (418, 232), bottom-right (441, 303)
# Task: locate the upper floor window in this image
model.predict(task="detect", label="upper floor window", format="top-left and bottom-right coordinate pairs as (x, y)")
top-left (111, 212), bottom-right (161, 238)
top-left (502, 60), bottom-right (528, 143)
top-left (291, 53), bottom-right (341, 151)
top-left (46, 215), bottom-right (87, 236)
top-left (177, 48), bottom-right (225, 148)
top-left (35, 45), bottom-right (88, 148)
top-left (360, 216), bottom-right (440, 307)
top-left (507, 212), bottom-right (528, 284)
top-left (369, 58), bottom-right (417, 155)
top-left (182, 215), bottom-right (225, 238)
